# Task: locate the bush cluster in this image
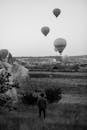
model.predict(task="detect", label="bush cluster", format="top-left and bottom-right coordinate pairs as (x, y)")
top-left (0, 71), bottom-right (19, 109)
top-left (22, 87), bottom-right (62, 105)
top-left (22, 93), bottom-right (38, 105)
top-left (0, 94), bottom-right (10, 107)
top-left (45, 88), bottom-right (62, 103)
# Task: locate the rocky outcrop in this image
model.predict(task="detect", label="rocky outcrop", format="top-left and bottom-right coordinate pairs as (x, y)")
top-left (0, 49), bottom-right (30, 92)
top-left (0, 49), bottom-right (13, 64)
top-left (11, 62), bottom-right (30, 91)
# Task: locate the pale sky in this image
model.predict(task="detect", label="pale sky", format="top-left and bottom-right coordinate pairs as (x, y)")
top-left (0, 0), bottom-right (87, 57)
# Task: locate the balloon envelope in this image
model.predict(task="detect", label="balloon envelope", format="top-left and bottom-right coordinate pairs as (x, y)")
top-left (54, 38), bottom-right (66, 54)
top-left (53, 8), bottom-right (61, 17)
top-left (41, 26), bottom-right (50, 36)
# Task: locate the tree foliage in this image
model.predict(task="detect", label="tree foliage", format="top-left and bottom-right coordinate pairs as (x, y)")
top-left (0, 71), bottom-right (11, 93)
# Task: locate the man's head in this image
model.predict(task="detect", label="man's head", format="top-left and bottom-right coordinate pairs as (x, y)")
top-left (40, 93), bottom-right (44, 97)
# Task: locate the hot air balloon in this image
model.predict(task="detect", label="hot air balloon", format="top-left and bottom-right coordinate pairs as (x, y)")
top-left (53, 8), bottom-right (61, 18)
top-left (41, 26), bottom-right (50, 36)
top-left (54, 38), bottom-right (66, 55)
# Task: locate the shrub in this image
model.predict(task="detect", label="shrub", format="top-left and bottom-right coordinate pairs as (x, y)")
top-left (45, 88), bottom-right (62, 103)
top-left (22, 88), bottom-right (62, 105)
top-left (22, 92), bottom-right (38, 105)
top-left (0, 71), bottom-right (19, 110)
top-left (0, 94), bottom-right (10, 107)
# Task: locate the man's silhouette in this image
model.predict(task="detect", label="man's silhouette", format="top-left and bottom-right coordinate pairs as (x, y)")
top-left (37, 93), bottom-right (47, 119)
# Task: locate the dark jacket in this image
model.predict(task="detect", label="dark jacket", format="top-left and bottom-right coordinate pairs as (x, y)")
top-left (37, 96), bottom-right (47, 109)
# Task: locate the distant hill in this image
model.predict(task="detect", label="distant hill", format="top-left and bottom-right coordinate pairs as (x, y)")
top-left (15, 55), bottom-right (87, 59)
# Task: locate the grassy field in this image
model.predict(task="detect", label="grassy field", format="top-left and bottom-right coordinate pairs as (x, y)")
top-left (29, 71), bottom-right (87, 79)
top-left (0, 103), bottom-right (87, 130)
top-left (0, 72), bottom-right (87, 130)
top-left (30, 76), bottom-right (87, 95)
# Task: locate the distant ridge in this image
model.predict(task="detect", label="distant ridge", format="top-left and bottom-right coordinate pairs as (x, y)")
top-left (14, 55), bottom-right (87, 58)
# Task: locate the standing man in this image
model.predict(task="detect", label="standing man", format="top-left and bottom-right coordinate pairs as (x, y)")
top-left (37, 93), bottom-right (47, 119)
